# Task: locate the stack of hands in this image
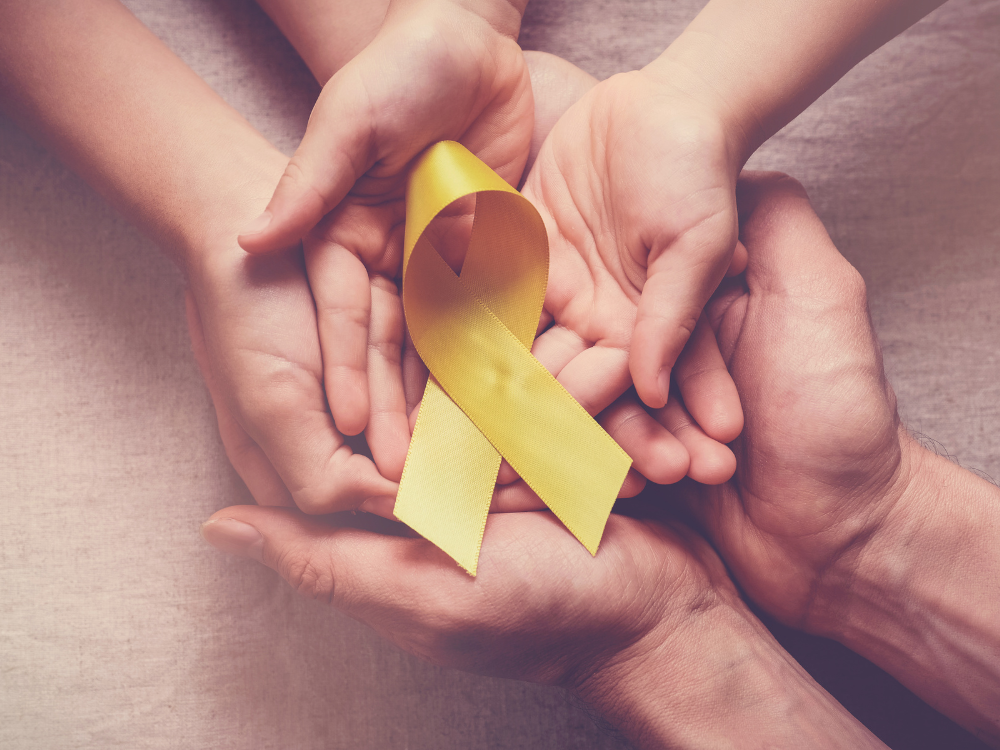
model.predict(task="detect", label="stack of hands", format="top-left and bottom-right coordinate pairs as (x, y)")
top-left (3, 0), bottom-right (998, 747)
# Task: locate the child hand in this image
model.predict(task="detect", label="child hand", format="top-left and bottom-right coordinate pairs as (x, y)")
top-left (521, 65), bottom-right (746, 461)
top-left (236, 0), bottom-right (533, 480)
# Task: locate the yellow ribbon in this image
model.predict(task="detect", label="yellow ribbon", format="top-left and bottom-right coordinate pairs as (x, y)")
top-left (393, 141), bottom-right (632, 575)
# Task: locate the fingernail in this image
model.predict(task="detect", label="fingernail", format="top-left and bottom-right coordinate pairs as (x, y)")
top-left (657, 367), bottom-right (671, 405)
top-left (360, 497), bottom-right (398, 519)
top-left (239, 211), bottom-right (272, 238)
top-left (201, 518), bottom-right (264, 562)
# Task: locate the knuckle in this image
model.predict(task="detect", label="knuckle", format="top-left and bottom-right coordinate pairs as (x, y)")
top-left (232, 359), bottom-right (319, 429)
top-left (281, 159), bottom-right (339, 216)
top-left (838, 265), bottom-right (870, 307)
top-left (317, 298), bottom-right (369, 330)
top-left (280, 548), bottom-right (336, 606)
top-left (368, 338), bottom-right (404, 365)
top-left (292, 446), bottom-right (371, 515)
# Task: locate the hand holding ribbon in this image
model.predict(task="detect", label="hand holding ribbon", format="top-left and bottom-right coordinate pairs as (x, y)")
top-left (395, 142), bottom-right (632, 574)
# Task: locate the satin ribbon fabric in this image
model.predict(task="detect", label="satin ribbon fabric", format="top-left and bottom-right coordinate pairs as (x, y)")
top-left (393, 141), bottom-right (632, 575)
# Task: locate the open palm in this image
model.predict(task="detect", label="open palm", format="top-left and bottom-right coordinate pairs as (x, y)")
top-left (521, 68), bottom-right (745, 481)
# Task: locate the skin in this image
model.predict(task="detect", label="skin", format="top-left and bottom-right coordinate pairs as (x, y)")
top-left (240, 0), bottom-right (536, 475)
top-left (239, 0), bottom-right (949, 472)
top-left (204, 173), bottom-right (1000, 745)
top-left (683, 173), bottom-right (1000, 744)
top-left (0, 0), bottom-right (397, 512)
top-left (0, 0), bottom-right (729, 520)
top-left (202, 172), bottom-right (942, 747)
top-left (240, 0), bottom-right (746, 487)
top-left (249, 0), bottom-right (739, 504)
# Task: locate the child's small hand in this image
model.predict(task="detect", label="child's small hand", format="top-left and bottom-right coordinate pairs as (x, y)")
top-left (521, 65), bottom-right (747, 463)
top-left (236, 0), bottom-right (532, 481)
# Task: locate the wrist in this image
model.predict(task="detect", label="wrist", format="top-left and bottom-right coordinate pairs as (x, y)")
top-left (387, 0), bottom-right (526, 39)
top-left (172, 143), bottom-right (288, 274)
top-left (811, 436), bottom-right (1000, 741)
top-left (574, 587), bottom-right (881, 749)
top-left (639, 52), bottom-right (751, 175)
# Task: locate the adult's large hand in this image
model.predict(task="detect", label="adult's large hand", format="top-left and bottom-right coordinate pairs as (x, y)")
top-left (679, 172), bottom-right (1000, 743)
top-left (184, 229), bottom-right (399, 513)
top-left (677, 172), bottom-right (908, 627)
top-left (200, 501), bottom-right (885, 748)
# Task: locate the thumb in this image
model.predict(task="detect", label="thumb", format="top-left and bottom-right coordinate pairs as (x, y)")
top-left (630, 204), bottom-right (737, 409)
top-left (238, 75), bottom-right (375, 254)
top-left (735, 172), bottom-right (861, 299)
top-left (200, 505), bottom-right (420, 607)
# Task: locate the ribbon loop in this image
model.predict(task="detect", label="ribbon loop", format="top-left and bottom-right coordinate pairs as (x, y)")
top-left (393, 142), bottom-right (631, 575)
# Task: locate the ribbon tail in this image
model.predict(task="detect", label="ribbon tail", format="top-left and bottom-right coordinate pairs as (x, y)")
top-left (393, 378), bottom-right (501, 576)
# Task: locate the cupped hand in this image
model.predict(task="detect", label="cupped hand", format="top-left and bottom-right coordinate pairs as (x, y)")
top-left (680, 172), bottom-right (912, 627)
top-left (200, 498), bottom-right (737, 690)
top-left (184, 237), bottom-right (398, 514)
top-left (235, 0), bottom-right (533, 478)
top-left (522, 66), bottom-right (747, 449)
top-left (369, 51), bottom-right (743, 493)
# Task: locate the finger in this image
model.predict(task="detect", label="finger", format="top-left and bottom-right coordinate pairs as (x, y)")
top-left (197, 251), bottom-right (399, 514)
top-left (238, 74), bottom-right (375, 254)
top-left (359, 495), bottom-right (401, 521)
top-left (200, 506), bottom-right (440, 619)
top-left (490, 480), bottom-right (546, 512)
top-left (305, 238), bottom-right (371, 436)
top-left (654, 395), bottom-right (736, 485)
top-left (185, 292), bottom-right (294, 507)
top-left (234, 370), bottom-right (398, 513)
top-left (630, 207), bottom-right (737, 410)
top-left (618, 469), bottom-right (647, 498)
top-left (673, 315), bottom-right (743, 444)
top-left (553, 343), bottom-right (632, 417)
top-left (530, 323), bottom-right (586, 379)
top-left (496, 459), bottom-right (520, 486)
top-left (598, 390), bottom-right (689, 485)
top-left (531, 327), bottom-right (631, 416)
top-left (364, 274), bottom-right (412, 482)
top-left (402, 324), bottom-right (429, 420)
top-left (726, 240), bottom-right (748, 277)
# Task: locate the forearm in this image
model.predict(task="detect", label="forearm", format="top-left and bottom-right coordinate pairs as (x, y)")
top-left (577, 593), bottom-right (886, 749)
top-left (0, 0), bottom-right (284, 266)
top-left (815, 437), bottom-right (1000, 744)
top-left (260, 0), bottom-right (526, 88)
top-left (647, 0), bottom-right (946, 164)
top-left (255, 0), bottom-right (389, 84)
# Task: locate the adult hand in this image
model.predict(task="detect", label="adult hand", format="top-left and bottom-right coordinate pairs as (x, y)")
top-left (199, 494), bottom-right (885, 748)
top-left (679, 172), bottom-right (909, 627)
top-left (677, 172), bottom-right (1000, 743)
top-left (184, 226), bottom-right (399, 513)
